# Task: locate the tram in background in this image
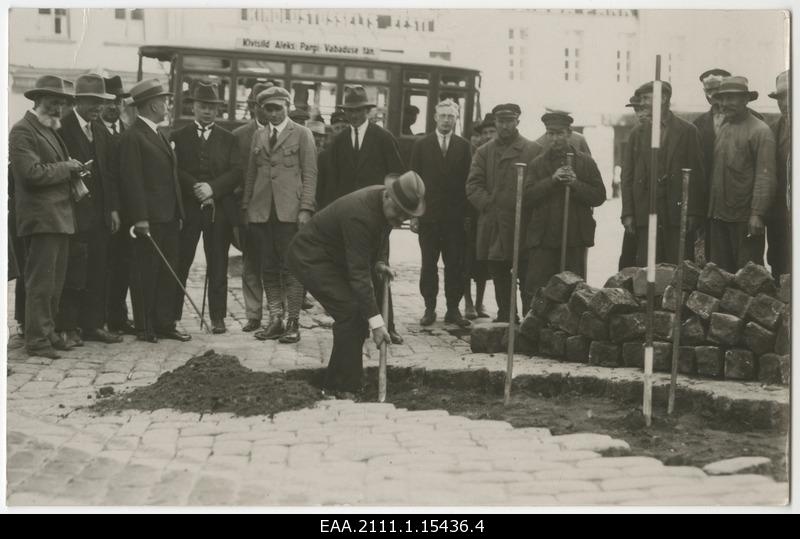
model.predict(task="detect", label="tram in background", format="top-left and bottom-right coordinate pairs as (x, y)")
top-left (137, 44), bottom-right (481, 161)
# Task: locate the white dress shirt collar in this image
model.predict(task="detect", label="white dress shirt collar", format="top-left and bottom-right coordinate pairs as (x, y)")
top-left (138, 115), bottom-right (160, 134)
top-left (76, 112), bottom-right (93, 137)
top-left (103, 119), bottom-right (122, 134)
top-left (351, 118), bottom-right (370, 148)
top-left (268, 116), bottom-right (290, 137)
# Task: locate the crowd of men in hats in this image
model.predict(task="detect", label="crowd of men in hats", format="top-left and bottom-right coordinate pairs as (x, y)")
top-left (7, 65), bottom-right (790, 397)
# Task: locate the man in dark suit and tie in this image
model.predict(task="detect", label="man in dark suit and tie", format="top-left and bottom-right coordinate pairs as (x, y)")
top-left (101, 75), bottom-right (136, 336)
top-left (9, 75), bottom-right (87, 358)
top-left (409, 99), bottom-right (472, 328)
top-left (56, 74), bottom-right (123, 346)
top-left (232, 82), bottom-right (273, 333)
top-left (287, 172), bottom-right (425, 397)
top-left (173, 80), bottom-right (241, 334)
top-left (329, 85), bottom-right (406, 344)
top-left (118, 79), bottom-right (189, 343)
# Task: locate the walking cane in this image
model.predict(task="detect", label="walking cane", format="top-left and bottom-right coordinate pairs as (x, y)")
top-left (129, 226), bottom-right (212, 333)
top-left (200, 200), bottom-right (216, 329)
top-left (668, 168), bottom-right (691, 415)
top-left (504, 162), bottom-right (527, 406)
top-left (379, 279), bottom-right (390, 403)
top-left (560, 153), bottom-right (575, 272)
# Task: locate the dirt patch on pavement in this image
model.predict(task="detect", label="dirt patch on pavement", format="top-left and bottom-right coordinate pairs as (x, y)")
top-left (361, 369), bottom-right (789, 482)
top-left (91, 350), bottom-right (322, 418)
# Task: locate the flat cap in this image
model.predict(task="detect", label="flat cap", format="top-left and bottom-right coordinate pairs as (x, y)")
top-left (541, 111), bottom-right (573, 129)
top-left (625, 94), bottom-right (643, 108)
top-left (636, 80), bottom-right (673, 98)
top-left (257, 86), bottom-right (291, 106)
top-left (699, 68), bottom-right (731, 82)
top-left (491, 103), bottom-right (521, 118)
top-left (330, 110), bottom-right (348, 124)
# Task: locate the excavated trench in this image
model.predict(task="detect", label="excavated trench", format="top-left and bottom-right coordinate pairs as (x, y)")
top-left (90, 349), bottom-right (789, 481)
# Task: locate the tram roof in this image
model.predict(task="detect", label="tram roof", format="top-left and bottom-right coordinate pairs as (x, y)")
top-left (139, 44), bottom-right (480, 75)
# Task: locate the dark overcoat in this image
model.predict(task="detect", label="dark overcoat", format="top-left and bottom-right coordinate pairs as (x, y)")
top-left (329, 122), bottom-right (405, 198)
top-left (409, 131), bottom-right (472, 223)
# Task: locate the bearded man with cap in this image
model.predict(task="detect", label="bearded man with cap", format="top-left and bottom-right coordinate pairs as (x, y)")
top-left (622, 80), bottom-right (705, 266)
top-left (765, 70), bottom-right (791, 279)
top-left (101, 75), bottom-right (137, 336)
top-left (172, 80), bottom-right (241, 334)
top-left (233, 81), bottom-right (274, 332)
top-left (707, 76), bottom-right (776, 272)
top-left (10, 75), bottom-right (88, 358)
top-left (287, 172), bottom-right (425, 397)
top-left (242, 86), bottom-right (317, 344)
top-left (524, 111), bottom-right (606, 296)
top-left (119, 78), bottom-right (188, 343)
top-left (466, 103), bottom-right (542, 322)
top-left (55, 74), bottom-right (122, 346)
top-left (329, 85), bottom-right (406, 344)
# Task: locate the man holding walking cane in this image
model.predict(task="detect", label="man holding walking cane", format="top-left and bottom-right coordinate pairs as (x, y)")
top-left (523, 111), bottom-right (606, 298)
top-left (119, 79), bottom-right (189, 343)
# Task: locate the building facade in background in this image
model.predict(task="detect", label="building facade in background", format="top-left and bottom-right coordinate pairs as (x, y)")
top-left (8, 8), bottom-right (788, 187)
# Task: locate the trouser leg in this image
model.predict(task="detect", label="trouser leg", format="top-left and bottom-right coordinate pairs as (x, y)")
top-left (488, 260), bottom-right (510, 320)
top-left (242, 225), bottom-right (264, 321)
top-left (57, 233), bottom-right (89, 332)
top-left (175, 209), bottom-right (203, 320)
top-left (24, 233), bottom-right (70, 351)
top-left (150, 221), bottom-right (181, 330)
top-left (441, 220), bottom-right (466, 311)
top-left (106, 230), bottom-right (131, 329)
top-left (766, 219), bottom-right (790, 279)
top-left (418, 221), bottom-right (441, 310)
top-left (79, 226), bottom-right (110, 331)
top-left (204, 207), bottom-right (233, 321)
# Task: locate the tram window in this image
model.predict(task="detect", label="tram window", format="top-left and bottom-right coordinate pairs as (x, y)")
top-left (238, 59), bottom-right (286, 75)
top-left (180, 74), bottom-right (232, 120)
top-left (440, 74), bottom-right (468, 88)
top-left (234, 78), bottom-right (285, 121)
top-left (404, 71), bottom-right (430, 85)
top-left (183, 55), bottom-right (231, 72)
top-left (402, 90), bottom-right (428, 135)
top-left (438, 92), bottom-right (467, 136)
top-left (344, 66), bottom-right (389, 83)
top-left (291, 62), bottom-right (337, 79)
top-left (290, 81), bottom-right (338, 123)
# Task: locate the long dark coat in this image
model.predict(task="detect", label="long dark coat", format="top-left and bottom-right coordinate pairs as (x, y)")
top-left (465, 133), bottom-right (542, 261)
top-left (329, 122), bottom-right (405, 198)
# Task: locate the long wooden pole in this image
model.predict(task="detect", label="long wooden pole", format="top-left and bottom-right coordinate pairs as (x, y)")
top-left (560, 153), bottom-right (574, 272)
top-left (668, 168), bottom-right (691, 415)
top-left (379, 280), bottom-right (389, 403)
top-left (505, 162), bottom-right (527, 406)
top-left (644, 55), bottom-right (662, 427)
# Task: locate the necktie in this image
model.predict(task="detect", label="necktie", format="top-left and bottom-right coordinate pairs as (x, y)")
top-left (270, 127), bottom-right (278, 149)
top-left (440, 134), bottom-right (448, 156)
top-left (84, 123), bottom-right (93, 143)
top-left (354, 126), bottom-right (359, 152)
top-left (111, 123), bottom-right (118, 135)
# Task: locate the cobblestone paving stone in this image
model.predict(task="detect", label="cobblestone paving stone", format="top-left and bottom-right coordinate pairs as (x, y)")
top-left (5, 233), bottom-right (789, 506)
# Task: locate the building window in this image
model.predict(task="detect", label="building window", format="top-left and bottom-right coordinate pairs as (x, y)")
top-left (37, 8), bottom-right (69, 37)
top-left (510, 59), bottom-right (514, 67)
top-left (508, 28), bottom-right (514, 39)
top-left (115, 8), bottom-right (144, 21)
top-left (131, 9), bottom-right (144, 20)
top-left (510, 71), bottom-right (514, 80)
top-left (115, 9), bottom-right (126, 20)
top-left (509, 46), bottom-right (514, 54)
top-left (520, 28), bottom-right (528, 39)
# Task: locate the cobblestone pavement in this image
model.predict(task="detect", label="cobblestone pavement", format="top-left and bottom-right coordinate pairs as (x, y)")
top-left (5, 228), bottom-right (790, 507)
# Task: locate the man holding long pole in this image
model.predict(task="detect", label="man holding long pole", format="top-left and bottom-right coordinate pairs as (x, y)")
top-left (523, 111), bottom-right (606, 300)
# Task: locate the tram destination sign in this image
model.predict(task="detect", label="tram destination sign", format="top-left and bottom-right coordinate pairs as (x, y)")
top-left (236, 37), bottom-right (378, 58)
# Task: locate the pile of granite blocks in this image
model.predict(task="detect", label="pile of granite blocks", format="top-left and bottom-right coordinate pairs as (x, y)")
top-left (470, 261), bottom-right (789, 386)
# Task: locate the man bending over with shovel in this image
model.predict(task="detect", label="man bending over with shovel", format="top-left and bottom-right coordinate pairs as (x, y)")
top-left (287, 171), bottom-right (425, 399)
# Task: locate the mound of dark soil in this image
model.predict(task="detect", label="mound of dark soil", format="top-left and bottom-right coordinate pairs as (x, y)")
top-left (91, 350), bottom-right (322, 417)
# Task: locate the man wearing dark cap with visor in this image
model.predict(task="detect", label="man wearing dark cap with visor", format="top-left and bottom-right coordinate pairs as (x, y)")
top-left (765, 69), bottom-right (791, 279)
top-left (466, 103), bottom-right (542, 322)
top-left (524, 111), bottom-right (606, 296)
top-left (622, 80), bottom-right (705, 266)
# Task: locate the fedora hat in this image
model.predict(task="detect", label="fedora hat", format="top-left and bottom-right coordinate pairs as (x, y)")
top-left (129, 78), bottom-right (172, 106)
top-left (384, 171), bottom-right (426, 218)
top-left (289, 108), bottom-right (310, 123)
top-left (769, 70), bottom-right (789, 99)
top-left (715, 76), bottom-right (759, 101)
top-left (24, 75), bottom-right (74, 100)
top-left (104, 75), bottom-right (130, 98)
top-left (185, 80), bottom-right (224, 104)
top-left (75, 74), bottom-right (114, 100)
top-left (339, 85), bottom-right (375, 109)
